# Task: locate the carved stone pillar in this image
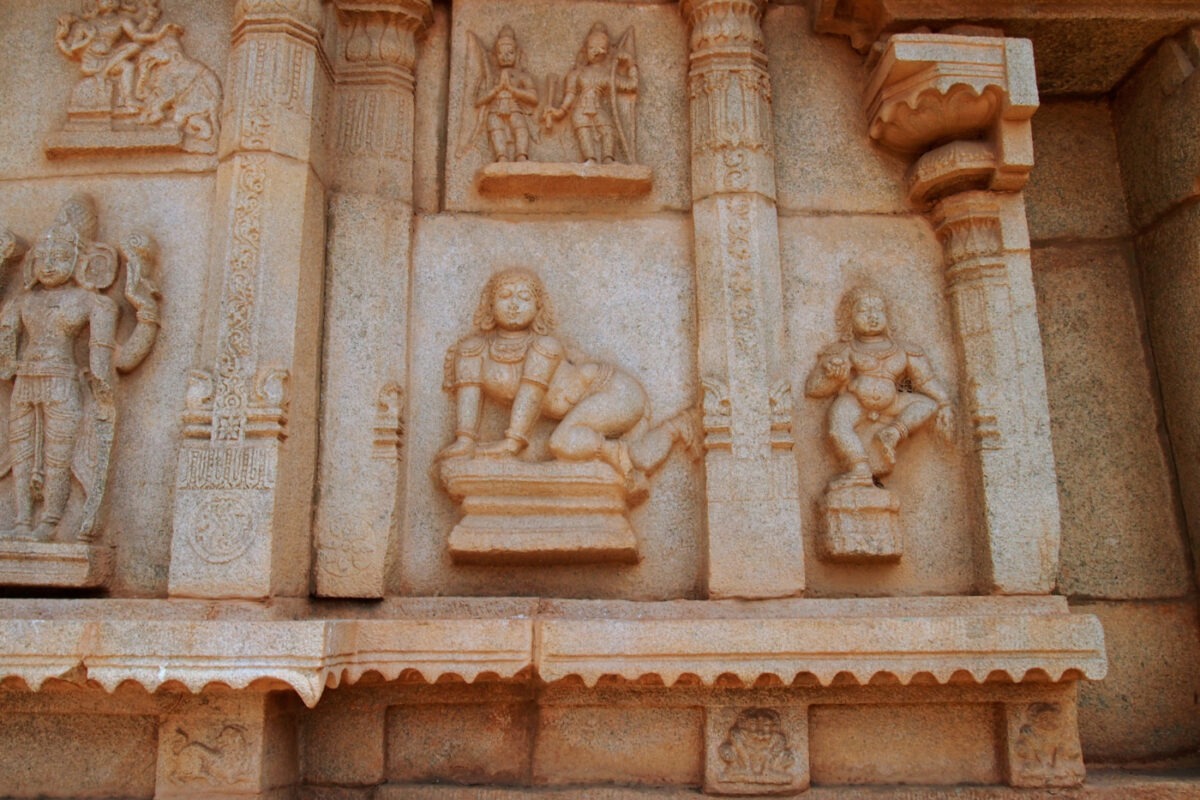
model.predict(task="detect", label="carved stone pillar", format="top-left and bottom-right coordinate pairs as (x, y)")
top-left (168, 0), bottom-right (331, 598)
top-left (865, 33), bottom-right (1061, 594)
top-left (313, 0), bottom-right (432, 598)
top-left (153, 693), bottom-right (301, 800)
top-left (681, 0), bottom-right (805, 598)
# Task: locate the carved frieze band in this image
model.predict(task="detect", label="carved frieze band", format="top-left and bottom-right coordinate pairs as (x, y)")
top-left (235, 0), bottom-right (325, 32)
top-left (216, 155), bottom-right (264, 442)
top-left (177, 446), bottom-right (278, 491)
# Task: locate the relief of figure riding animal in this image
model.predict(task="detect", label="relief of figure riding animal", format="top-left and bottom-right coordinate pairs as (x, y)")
top-left (48, 0), bottom-right (222, 156)
top-left (437, 268), bottom-right (699, 565)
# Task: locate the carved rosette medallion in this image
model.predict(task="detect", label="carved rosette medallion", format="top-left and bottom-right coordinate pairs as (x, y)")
top-left (187, 494), bottom-right (257, 565)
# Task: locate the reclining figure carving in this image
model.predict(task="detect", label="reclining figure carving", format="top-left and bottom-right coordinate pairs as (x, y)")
top-left (438, 268), bottom-right (699, 493)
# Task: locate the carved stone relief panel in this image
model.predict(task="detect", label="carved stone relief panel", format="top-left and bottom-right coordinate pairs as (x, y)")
top-left (1004, 701), bottom-right (1086, 788)
top-left (0, 195), bottom-right (161, 587)
top-left (45, 0), bottom-right (223, 157)
top-left (805, 285), bottom-right (955, 562)
top-left (704, 706), bottom-right (809, 795)
top-left (454, 20), bottom-right (649, 199)
top-left (436, 268), bottom-right (701, 566)
top-left (443, 0), bottom-right (689, 212)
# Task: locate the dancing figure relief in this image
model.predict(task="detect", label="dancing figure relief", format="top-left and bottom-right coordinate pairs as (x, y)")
top-left (0, 196), bottom-right (161, 542)
top-left (805, 285), bottom-right (954, 489)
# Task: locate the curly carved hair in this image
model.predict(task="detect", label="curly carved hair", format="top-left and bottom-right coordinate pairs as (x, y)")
top-left (472, 268), bottom-right (557, 335)
top-left (835, 283), bottom-right (893, 341)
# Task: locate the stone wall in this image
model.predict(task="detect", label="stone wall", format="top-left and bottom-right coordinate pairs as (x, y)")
top-left (0, 0), bottom-right (1195, 797)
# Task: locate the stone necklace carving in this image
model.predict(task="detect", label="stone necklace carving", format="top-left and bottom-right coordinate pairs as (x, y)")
top-left (849, 338), bottom-right (899, 375)
top-left (489, 331), bottom-right (534, 363)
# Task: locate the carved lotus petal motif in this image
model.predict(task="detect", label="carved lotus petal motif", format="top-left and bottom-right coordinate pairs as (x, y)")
top-left (870, 83), bottom-right (1002, 154)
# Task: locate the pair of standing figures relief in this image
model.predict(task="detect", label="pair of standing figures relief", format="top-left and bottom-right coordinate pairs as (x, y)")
top-left (459, 24), bottom-right (640, 166)
top-left (438, 272), bottom-right (954, 564)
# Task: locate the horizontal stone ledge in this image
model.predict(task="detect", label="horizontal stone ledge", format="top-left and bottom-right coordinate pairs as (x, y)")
top-left (368, 769), bottom-right (1200, 800)
top-left (0, 595), bottom-right (1105, 707)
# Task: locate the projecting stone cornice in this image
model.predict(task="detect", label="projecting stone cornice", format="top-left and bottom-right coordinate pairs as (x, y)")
top-left (809, 0), bottom-right (1200, 95)
top-left (0, 596), bottom-right (1106, 707)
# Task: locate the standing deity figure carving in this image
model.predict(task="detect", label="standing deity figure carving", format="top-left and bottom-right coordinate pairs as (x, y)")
top-left (542, 23), bottom-right (640, 165)
top-left (805, 285), bottom-right (955, 562)
top-left (805, 285), bottom-right (954, 488)
top-left (437, 269), bottom-right (699, 565)
top-left (51, 0), bottom-right (222, 155)
top-left (459, 26), bottom-right (541, 163)
top-left (718, 708), bottom-right (796, 786)
top-left (0, 195), bottom-right (161, 542)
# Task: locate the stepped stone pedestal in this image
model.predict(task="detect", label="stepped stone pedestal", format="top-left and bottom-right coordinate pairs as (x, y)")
top-left (441, 457), bottom-right (640, 566)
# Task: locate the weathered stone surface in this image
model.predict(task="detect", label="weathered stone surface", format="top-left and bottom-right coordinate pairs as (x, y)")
top-left (1115, 29), bottom-right (1200, 231)
top-left (1032, 242), bottom-right (1190, 600)
top-left (767, 4), bottom-right (909, 214)
top-left (0, 710), bottom-right (158, 798)
top-left (811, 703), bottom-right (1002, 786)
top-left (1074, 600), bottom-right (1200, 763)
top-left (1027, 101), bottom-right (1132, 242)
top-left (1132, 202), bottom-right (1200, 586)
top-left (302, 699), bottom-right (386, 787)
top-left (375, 770), bottom-right (1200, 798)
top-left (534, 705), bottom-right (704, 786)
top-left (387, 701), bottom-right (535, 784)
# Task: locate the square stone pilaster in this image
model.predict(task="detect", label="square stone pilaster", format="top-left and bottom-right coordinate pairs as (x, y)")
top-left (312, 0), bottom-right (433, 598)
top-left (863, 32), bottom-right (1061, 594)
top-left (682, 0), bottom-right (805, 599)
top-left (169, 0), bottom-right (332, 599)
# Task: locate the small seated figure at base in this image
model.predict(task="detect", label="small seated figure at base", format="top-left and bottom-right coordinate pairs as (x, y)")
top-left (805, 284), bottom-right (954, 489)
top-left (438, 268), bottom-right (700, 494)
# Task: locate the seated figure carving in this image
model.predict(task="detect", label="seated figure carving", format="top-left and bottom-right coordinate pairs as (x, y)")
top-left (439, 268), bottom-right (698, 484)
top-left (805, 284), bottom-right (954, 488)
top-left (718, 708), bottom-right (795, 785)
top-left (437, 268), bottom-right (699, 565)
